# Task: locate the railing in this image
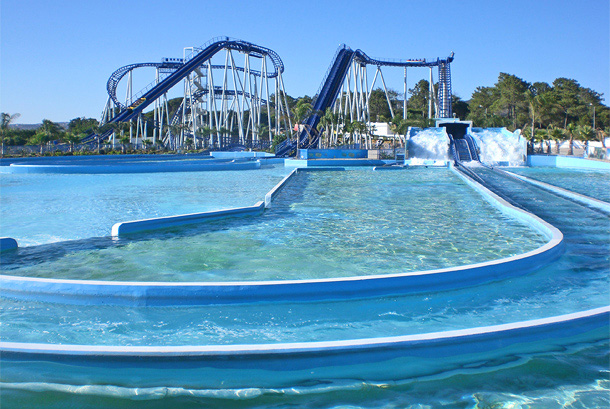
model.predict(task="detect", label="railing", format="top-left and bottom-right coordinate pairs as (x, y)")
top-left (311, 45), bottom-right (349, 109)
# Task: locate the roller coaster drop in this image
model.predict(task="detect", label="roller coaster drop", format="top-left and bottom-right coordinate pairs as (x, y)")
top-left (96, 38), bottom-right (454, 155)
top-left (276, 46), bottom-right (454, 157)
top-left (97, 37), bottom-right (293, 150)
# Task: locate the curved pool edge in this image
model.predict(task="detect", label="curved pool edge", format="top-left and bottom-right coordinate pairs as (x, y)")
top-left (1, 306), bottom-right (607, 389)
top-left (0, 165), bottom-right (564, 305)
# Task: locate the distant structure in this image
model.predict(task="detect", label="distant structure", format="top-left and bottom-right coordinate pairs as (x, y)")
top-left (276, 45), bottom-right (454, 156)
top-left (90, 37), bottom-right (292, 151)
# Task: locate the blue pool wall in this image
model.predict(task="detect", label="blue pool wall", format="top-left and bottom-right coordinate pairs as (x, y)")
top-left (3, 159), bottom-right (261, 174)
top-left (0, 166), bottom-right (564, 306)
top-left (298, 149), bottom-right (368, 160)
top-left (1, 306), bottom-right (607, 390)
top-left (528, 155), bottom-right (610, 170)
top-left (112, 202), bottom-right (266, 236)
top-left (0, 237), bottom-right (18, 252)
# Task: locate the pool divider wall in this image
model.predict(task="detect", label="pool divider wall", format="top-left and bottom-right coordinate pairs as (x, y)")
top-left (0, 237), bottom-right (18, 252)
top-left (265, 168), bottom-right (298, 208)
top-left (6, 159), bottom-right (261, 174)
top-left (451, 166), bottom-right (562, 243)
top-left (500, 169), bottom-right (610, 214)
top-left (528, 155), bottom-right (610, 170)
top-left (1, 306), bottom-right (607, 390)
top-left (113, 168), bottom-right (302, 236)
top-left (111, 202), bottom-right (266, 236)
top-left (112, 166), bottom-right (347, 237)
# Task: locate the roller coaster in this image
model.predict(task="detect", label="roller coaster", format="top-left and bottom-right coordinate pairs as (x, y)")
top-left (94, 37), bottom-right (292, 150)
top-left (276, 45), bottom-right (454, 157)
top-left (94, 37), bottom-right (454, 155)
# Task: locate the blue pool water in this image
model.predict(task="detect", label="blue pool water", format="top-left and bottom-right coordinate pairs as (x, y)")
top-left (0, 168), bottom-right (547, 281)
top-left (0, 164), bottom-right (608, 408)
top-left (1, 169), bottom-right (608, 347)
top-left (0, 166), bottom-right (291, 246)
top-left (505, 166), bottom-right (610, 202)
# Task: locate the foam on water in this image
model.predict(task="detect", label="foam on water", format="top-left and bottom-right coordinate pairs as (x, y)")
top-left (407, 128), bottom-right (450, 160)
top-left (470, 128), bottom-right (526, 165)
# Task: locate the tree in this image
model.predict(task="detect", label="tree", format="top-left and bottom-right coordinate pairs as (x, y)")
top-left (316, 108), bottom-right (333, 147)
top-left (575, 124), bottom-right (596, 155)
top-left (491, 73), bottom-right (529, 130)
top-left (29, 130), bottom-right (51, 154)
top-left (451, 95), bottom-right (469, 120)
top-left (62, 132), bottom-right (82, 153)
top-left (41, 119), bottom-right (62, 140)
top-left (547, 126), bottom-right (565, 154)
top-left (368, 88), bottom-right (400, 121)
top-left (551, 78), bottom-right (582, 129)
top-left (408, 79), bottom-right (432, 119)
top-left (68, 117), bottom-right (99, 135)
top-left (566, 123), bottom-right (576, 155)
top-left (291, 99), bottom-right (313, 144)
top-left (1, 112), bottom-right (21, 156)
top-left (118, 135), bottom-right (130, 154)
top-left (467, 86), bottom-right (499, 127)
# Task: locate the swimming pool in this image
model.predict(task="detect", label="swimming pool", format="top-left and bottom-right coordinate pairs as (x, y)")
top-left (0, 168), bottom-right (548, 282)
top-left (0, 159), bottom-right (608, 408)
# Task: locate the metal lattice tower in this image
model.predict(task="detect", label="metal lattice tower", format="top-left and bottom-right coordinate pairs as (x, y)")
top-left (98, 38), bottom-right (292, 151)
top-left (437, 58), bottom-right (453, 118)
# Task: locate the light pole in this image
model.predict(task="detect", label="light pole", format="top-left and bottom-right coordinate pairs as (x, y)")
top-left (590, 103), bottom-right (596, 129)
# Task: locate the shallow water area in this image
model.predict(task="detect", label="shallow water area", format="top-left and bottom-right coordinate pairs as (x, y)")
top-left (505, 166), bottom-right (610, 202)
top-left (0, 166), bottom-right (291, 246)
top-left (0, 168), bottom-right (548, 281)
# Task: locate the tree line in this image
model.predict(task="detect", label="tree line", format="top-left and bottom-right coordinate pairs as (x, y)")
top-left (2, 72), bottom-right (608, 155)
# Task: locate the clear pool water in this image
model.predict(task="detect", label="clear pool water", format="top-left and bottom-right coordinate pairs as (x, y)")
top-left (505, 166), bottom-right (610, 202)
top-left (0, 166), bottom-right (291, 246)
top-left (0, 165), bottom-right (608, 409)
top-left (0, 168), bottom-right (548, 281)
top-left (1, 169), bottom-right (608, 347)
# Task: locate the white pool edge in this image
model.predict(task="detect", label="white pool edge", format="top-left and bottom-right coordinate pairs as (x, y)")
top-left (1, 306), bottom-right (607, 356)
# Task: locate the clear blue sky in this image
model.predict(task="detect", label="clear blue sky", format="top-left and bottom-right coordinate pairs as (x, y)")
top-left (1, 0), bottom-right (608, 123)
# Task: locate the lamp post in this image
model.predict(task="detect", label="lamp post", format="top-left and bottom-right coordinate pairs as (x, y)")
top-left (590, 103), bottom-right (596, 129)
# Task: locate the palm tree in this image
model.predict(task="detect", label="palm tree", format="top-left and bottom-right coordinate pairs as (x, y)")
top-left (575, 125), bottom-right (596, 157)
top-left (597, 127), bottom-right (607, 149)
top-left (118, 135), bottom-right (130, 154)
top-left (1, 112), bottom-right (20, 156)
top-left (547, 126), bottom-right (564, 154)
top-left (340, 119), bottom-right (354, 146)
top-left (316, 109), bottom-right (333, 148)
top-left (63, 132), bottom-right (82, 153)
top-left (524, 89), bottom-right (545, 142)
top-left (533, 129), bottom-right (546, 153)
top-left (142, 138), bottom-right (153, 151)
top-left (29, 130), bottom-right (50, 154)
top-left (566, 123), bottom-right (576, 155)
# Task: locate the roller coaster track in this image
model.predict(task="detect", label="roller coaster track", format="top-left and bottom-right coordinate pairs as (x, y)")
top-left (108, 37), bottom-right (284, 124)
top-left (276, 45), bottom-right (454, 157)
